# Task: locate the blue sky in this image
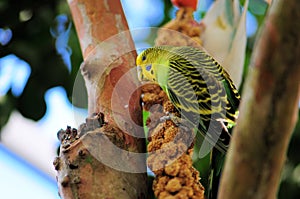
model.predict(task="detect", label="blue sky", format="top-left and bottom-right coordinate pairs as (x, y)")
top-left (0, 144), bottom-right (59, 199)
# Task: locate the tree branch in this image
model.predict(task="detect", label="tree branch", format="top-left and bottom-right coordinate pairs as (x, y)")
top-left (218, 0), bottom-right (300, 198)
top-left (54, 0), bottom-right (147, 198)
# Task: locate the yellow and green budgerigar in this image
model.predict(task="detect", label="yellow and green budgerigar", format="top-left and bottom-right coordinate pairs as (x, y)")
top-left (136, 46), bottom-right (240, 154)
top-left (136, 46), bottom-right (241, 198)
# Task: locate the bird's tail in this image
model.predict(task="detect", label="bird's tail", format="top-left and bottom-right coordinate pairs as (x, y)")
top-left (208, 148), bottom-right (225, 199)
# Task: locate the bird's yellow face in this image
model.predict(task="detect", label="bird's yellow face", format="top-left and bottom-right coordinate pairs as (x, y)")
top-left (136, 47), bottom-right (171, 90)
top-left (136, 48), bottom-right (158, 82)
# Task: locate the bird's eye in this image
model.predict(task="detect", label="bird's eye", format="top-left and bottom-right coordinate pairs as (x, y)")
top-left (142, 55), bottom-right (146, 61)
top-left (146, 64), bottom-right (152, 71)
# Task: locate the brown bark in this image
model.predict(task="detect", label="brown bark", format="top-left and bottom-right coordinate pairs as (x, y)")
top-left (218, 0), bottom-right (300, 198)
top-left (68, 0), bottom-right (140, 122)
top-left (54, 0), bottom-right (147, 198)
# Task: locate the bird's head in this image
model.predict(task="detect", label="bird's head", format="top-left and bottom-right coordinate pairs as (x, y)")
top-left (136, 48), bottom-right (159, 82)
top-left (136, 47), bottom-right (170, 83)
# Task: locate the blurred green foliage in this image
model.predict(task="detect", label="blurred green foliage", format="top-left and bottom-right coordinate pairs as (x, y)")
top-left (0, 0), bottom-right (299, 198)
top-left (0, 0), bottom-right (82, 129)
top-left (279, 112), bottom-right (300, 199)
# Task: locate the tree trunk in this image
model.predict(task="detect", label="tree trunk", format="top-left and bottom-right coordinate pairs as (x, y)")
top-left (218, 0), bottom-right (300, 198)
top-left (54, 0), bottom-right (147, 198)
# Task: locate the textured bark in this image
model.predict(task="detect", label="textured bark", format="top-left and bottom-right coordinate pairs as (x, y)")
top-left (55, 0), bottom-right (147, 198)
top-left (55, 124), bottom-right (146, 199)
top-left (218, 0), bottom-right (300, 198)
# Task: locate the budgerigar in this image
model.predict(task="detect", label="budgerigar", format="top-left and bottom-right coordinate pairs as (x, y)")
top-left (136, 46), bottom-right (241, 198)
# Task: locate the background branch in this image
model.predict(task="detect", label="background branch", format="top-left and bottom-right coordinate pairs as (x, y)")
top-left (219, 0), bottom-right (300, 198)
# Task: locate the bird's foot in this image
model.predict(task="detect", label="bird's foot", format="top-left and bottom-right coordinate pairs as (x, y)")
top-left (160, 112), bottom-right (179, 123)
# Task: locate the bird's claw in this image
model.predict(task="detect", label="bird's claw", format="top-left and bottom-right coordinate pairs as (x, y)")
top-left (216, 118), bottom-right (231, 138)
top-left (159, 113), bottom-right (181, 125)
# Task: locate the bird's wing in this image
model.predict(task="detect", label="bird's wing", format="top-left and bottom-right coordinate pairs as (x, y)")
top-left (167, 59), bottom-right (227, 123)
top-left (171, 46), bottom-right (240, 116)
top-left (166, 74), bottom-right (229, 154)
